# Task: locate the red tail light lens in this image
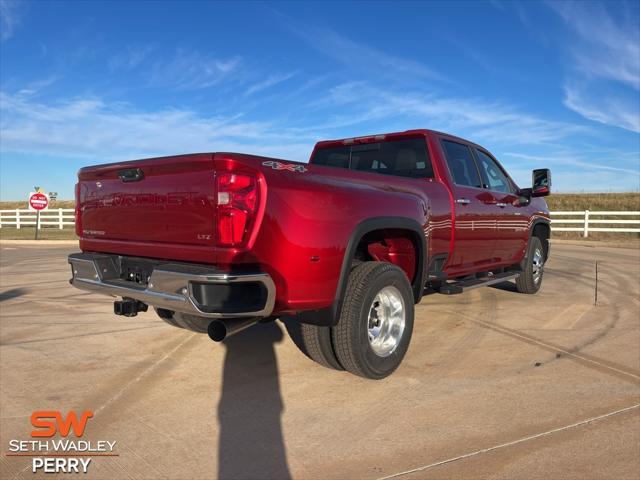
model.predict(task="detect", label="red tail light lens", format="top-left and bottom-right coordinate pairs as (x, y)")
top-left (216, 172), bottom-right (258, 246)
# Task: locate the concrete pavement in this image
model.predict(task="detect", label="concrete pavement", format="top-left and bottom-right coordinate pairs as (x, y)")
top-left (0, 244), bottom-right (638, 479)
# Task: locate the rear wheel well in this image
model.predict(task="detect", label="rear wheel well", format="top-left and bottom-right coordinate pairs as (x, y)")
top-left (353, 228), bottom-right (421, 288)
top-left (532, 222), bottom-right (550, 259)
top-left (301, 218), bottom-right (427, 327)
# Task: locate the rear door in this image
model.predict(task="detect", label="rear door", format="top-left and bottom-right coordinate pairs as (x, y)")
top-left (78, 154), bottom-right (217, 246)
top-left (440, 139), bottom-right (498, 271)
top-left (473, 148), bottom-right (527, 263)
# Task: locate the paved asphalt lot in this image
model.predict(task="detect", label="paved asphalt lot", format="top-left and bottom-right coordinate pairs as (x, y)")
top-left (0, 243), bottom-right (638, 479)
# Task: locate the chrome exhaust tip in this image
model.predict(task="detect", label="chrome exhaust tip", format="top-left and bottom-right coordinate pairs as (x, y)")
top-left (207, 318), bottom-right (260, 342)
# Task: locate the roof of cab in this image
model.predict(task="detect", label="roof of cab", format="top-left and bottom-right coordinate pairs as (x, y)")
top-left (312, 129), bottom-right (481, 151)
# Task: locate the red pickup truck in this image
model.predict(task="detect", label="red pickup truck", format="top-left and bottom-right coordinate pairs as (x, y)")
top-left (69, 129), bottom-right (551, 379)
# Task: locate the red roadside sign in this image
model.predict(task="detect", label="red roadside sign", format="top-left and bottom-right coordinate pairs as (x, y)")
top-left (29, 192), bottom-right (49, 211)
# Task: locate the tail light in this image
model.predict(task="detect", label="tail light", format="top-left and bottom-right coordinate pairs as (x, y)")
top-left (216, 172), bottom-right (259, 247)
top-left (74, 183), bottom-right (82, 237)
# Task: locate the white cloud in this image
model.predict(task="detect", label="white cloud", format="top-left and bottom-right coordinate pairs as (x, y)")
top-left (304, 82), bottom-right (587, 146)
top-left (518, 168), bottom-right (638, 193)
top-left (108, 44), bottom-right (155, 71)
top-left (107, 46), bottom-right (242, 90)
top-left (0, 0), bottom-right (22, 41)
top-left (0, 91), bottom-right (315, 161)
top-left (245, 71), bottom-right (298, 96)
top-left (504, 151), bottom-right (640, 176)
top-left (1, 79), bottom-right (586, 171)
top-left (147, 50), bottom-right (242, 90)
top-left (15, 76), bottom-right (59, 97)
top-left (0, 81), bottom-right (636, 193)
top-left (286, 21), bottom-right (449, 85)
top-left (563, 83), bottom-right (640, 133)
top-left (549, 1), bottom-right (640, 133)
top-left (549, 1), bottom-right (640, 90)
top-left (502, 151), bottom-right (639, 192)
top-left (552, 171), bottom-right (639, 192)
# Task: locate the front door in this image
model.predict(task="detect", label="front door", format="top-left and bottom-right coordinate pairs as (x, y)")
top-left (473, 148), bottom-right (527, 264)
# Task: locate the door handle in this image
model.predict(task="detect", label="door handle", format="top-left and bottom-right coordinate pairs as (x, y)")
top-left (456, 198), bottom-right (471, 205)
top-left (496, 202), bottom-right (507, 208)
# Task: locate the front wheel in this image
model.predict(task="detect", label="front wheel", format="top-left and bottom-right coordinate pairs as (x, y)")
top-left (331, 262), bottom-right (414, 380)
top-left (516, 236), bottom-right (545, 294)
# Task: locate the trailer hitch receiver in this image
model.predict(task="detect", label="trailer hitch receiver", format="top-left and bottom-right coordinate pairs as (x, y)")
top-left (114, 298), bottom-right (148, 317)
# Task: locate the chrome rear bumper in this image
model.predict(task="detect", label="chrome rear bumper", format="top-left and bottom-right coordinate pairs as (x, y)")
top-left (68, 253), bottom-right (275, 318)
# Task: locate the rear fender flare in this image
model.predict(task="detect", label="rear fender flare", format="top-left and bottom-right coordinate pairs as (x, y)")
top-left (299, 216), bottom-right (427, 326)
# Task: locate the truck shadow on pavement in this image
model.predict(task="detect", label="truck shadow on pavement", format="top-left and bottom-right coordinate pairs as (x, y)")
top-left (217, 321), bottom-right (291, 480)
top-left (489, 281), bottom-right (519, 293)
top-left (0, 287), bottom-right (27, 302)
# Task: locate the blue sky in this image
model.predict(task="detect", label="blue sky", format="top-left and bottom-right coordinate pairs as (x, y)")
top-left (0, 0), bottom-right (639, 200)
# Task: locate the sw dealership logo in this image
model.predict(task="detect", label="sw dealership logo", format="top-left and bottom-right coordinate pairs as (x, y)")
top-left (5, 410), bottom-right (117, 474)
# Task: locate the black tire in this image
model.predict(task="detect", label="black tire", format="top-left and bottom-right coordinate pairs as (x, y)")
top-left (283, 318), bottom-right (343, 370)
top-left (331, 262), bottom-right (414, 380)
top-left (516, 236), bottom-right (545, 294)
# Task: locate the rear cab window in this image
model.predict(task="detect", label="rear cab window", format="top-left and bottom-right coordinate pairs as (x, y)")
top-left (311, 146), bottom-right (350, 169)
top-left (311, 138), bottom-right (434, 179)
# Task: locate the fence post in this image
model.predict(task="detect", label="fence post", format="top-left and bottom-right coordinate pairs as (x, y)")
top-left (583, 209), bottom-right (590, 238)
top-left (59, 208), bottom-right (64, 229)
top-left (16, 209), bottom-right (20, 229)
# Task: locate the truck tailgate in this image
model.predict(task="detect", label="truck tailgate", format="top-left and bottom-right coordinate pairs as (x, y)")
top-left (78, 154), bottom-right (216, 247)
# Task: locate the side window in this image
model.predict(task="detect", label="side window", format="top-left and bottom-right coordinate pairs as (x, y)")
top-left (475, 149), bottom-right (513, 193)
top-left (441, 140), bottom-right (482, 188)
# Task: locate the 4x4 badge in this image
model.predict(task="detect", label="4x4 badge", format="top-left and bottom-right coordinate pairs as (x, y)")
top-left (262, 161), bottom-right (307, 173)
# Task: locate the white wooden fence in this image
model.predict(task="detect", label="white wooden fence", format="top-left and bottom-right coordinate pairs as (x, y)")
top-left (0, 209), bottom-right (75, 229)
top-left (551, 210), bottom-right (640, 237)
top-left (0, 208), bottom-right (638, 238)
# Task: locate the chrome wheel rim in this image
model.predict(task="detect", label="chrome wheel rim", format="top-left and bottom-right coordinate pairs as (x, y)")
top-left (367, 286), bottom-right (405, 357)
top-left (532, 248), bottom-right (544, 285)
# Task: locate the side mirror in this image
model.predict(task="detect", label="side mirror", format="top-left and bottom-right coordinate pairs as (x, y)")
top-left (532, 168), bottom-right (551, 197)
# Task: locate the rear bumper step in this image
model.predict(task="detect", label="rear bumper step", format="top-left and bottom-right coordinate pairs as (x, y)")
top-left (68, 252), bottom-right (275, 318)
